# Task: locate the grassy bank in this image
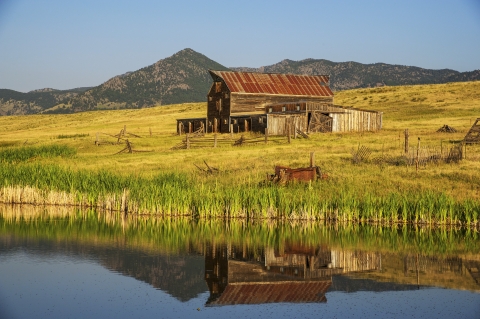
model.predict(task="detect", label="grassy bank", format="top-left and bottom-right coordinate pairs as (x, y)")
top-left (0, 160), bottom-right (478, 227)
top-left (0, 81), bottom-right (479, 225)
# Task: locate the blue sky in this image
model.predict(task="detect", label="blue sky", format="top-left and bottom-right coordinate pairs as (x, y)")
top-left (0, 0), bottom-right (479, 92)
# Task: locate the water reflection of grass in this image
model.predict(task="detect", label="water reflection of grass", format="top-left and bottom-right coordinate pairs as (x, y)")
top-left (1, 206), bottom-right (478, 256)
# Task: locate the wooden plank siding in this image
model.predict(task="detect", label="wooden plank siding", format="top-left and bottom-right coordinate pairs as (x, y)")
top-left (267, 114), bottom-right (308, 136)
top-left (207, 80), bottom-right (231, 133)
top-left (231, 94), bottom-right (333, 114)
top-left (306, 102), bottom-right (382, 133)
top-left (263, 102), bottom-right (382, 134)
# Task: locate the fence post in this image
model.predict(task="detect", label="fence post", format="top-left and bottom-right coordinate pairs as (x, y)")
top-left (186, 134), bottom-right (190, 149)
top-left (214, 134), bottom-right (217, 148)
top-left (416, 137), bottom-right (420, 172)
top-left (310, 152), bottom-right (315, 167)
top-left (265, 128), bottom-right (268, 144)
top-left (287, 124), bottom-right (291, 144)
top-left (404, 129), bottom-right (409, 154)
top-left (230, 124), bottom-right (233, 138)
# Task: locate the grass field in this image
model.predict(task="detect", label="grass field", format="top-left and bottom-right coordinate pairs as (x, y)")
top-left (0, 81), bottom-right (479, 225)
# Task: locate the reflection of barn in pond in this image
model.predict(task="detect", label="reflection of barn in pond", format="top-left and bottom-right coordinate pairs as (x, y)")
top-left (204, 242), bottom-right (381, 306)
top-left (402, 254), bottom-right (480, 288)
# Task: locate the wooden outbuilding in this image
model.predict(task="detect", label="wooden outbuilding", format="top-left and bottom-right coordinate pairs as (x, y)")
top-left (265, 101), bottom-right (383, 135)
top-left (177, 70), bottom-right (382, 135)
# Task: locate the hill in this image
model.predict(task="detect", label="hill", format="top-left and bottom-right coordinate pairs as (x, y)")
top-left (0, 87), bottom-right (92, 116)
top-left (1, 48), bottom-right (479, 115)
top-left (68, 48), bottom-right (230, 112)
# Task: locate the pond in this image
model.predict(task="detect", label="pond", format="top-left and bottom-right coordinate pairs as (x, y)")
top-left (0, 206), bottom-right (479, 319)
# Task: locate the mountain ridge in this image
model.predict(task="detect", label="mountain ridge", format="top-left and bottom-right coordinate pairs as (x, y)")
top-left (1, 48), bottom-right (478, 115)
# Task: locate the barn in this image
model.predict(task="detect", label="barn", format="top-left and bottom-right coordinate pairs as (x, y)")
top-left (177, 70), bottom-right (382, 135)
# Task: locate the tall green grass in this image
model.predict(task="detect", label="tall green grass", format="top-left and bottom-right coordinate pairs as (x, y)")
top-left (0, 163), bottom-right (478, 228)
top-left (0, 145), bottom-right (76, 163)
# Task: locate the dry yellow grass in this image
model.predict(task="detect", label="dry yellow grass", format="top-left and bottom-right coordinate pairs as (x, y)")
top-left (1, 81), bottom-right (480, 202)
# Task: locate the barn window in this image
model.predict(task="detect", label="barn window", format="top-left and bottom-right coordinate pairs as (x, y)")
top-left (233, 119), bottom-right (237, 124)
top-left (296, 105), bottom-right (300, 111)
top-left (208, 96), bottom-right (212, 101)
top-left (282, 106), bottom-right (286, 112)
top-left (224, 119), bottom-right (227, 125)
top-left (259, 117), bottom-right (263, 124)
top-left (268, 108), bottom-right (273, 113)
top-left (216, 99), bottom-right (222, 112)
top-left (215, 82), bottom-right (222, 93)
top-left (224, 93), bottom-right (229, 99)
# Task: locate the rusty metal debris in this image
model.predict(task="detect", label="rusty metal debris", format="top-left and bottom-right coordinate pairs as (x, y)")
top-left (268, 166), bottom-right (321, 184)
top-left (267, 153), bottom-right (326, 184)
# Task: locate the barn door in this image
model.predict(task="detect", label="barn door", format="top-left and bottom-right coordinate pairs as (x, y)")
top-left (244, 119), bottom-right (251, 132)
top-left (308, 112), bottom-right (332, 133)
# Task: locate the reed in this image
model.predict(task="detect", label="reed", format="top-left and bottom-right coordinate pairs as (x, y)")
top-left (0, 162), bottom-right (478, 228)
top-left (0, 145), bottom-right (76, 163)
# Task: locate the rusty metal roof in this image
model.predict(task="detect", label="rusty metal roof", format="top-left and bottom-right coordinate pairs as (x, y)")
top-left (209, 70), bottom-right (333, 97)
top-left (208, 281), bottom-right (331, 305)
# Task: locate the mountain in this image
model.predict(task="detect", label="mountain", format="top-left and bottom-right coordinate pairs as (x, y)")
top-left (68, 48), bottom-right (230, 112)
top-left (231, 59), bottom-right (480, 91)
top-left (0, 87), bottom-right (92, 115)
top-left (1, 49), bottom-right (479, 115)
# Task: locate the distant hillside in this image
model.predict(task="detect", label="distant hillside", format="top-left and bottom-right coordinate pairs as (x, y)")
top-left (1, 48), bottom-right (479, 115)
top-left (68, 48), bottom-right (230, 112)
top-left (231, 59), bottom-right (480, 91)
top-left (0, 87), bottom-right (92, 115)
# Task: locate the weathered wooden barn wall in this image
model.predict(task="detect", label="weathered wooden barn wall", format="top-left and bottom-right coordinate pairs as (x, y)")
top-left (267, 114), bottom-right (308, 136)
top-left (305, 102), bottom-right (382, 132)
top-left (329, 107), bottom-right (382, 132)
top-left (207, 80), bottom-right (231, 133)
top-left (231, 94), bottom-right (333, 114)
top-left (265, 101), bottom-right (383, 135)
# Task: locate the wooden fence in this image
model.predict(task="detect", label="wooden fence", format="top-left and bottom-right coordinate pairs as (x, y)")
top-left (171, 133), bottom-right (297, 150)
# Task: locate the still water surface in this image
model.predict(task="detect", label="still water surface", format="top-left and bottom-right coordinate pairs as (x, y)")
top-left (0, 206), bottom-right (479, 319)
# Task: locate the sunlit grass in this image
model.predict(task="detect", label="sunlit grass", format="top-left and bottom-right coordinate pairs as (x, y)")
top-left (0, 83), bottom-right (479, 224)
